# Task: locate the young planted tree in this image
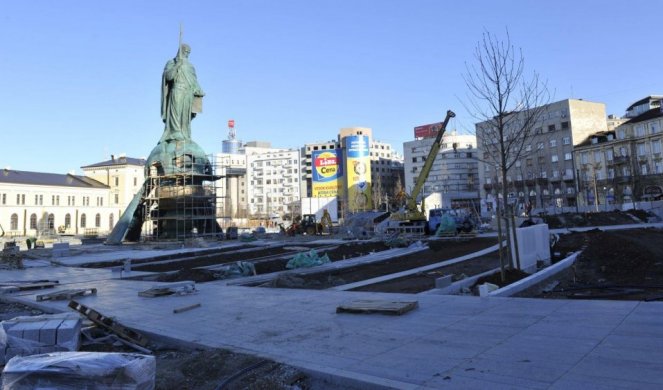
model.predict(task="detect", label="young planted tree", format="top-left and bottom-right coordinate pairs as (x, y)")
top-left (463, 30), bottom-right (550, 278)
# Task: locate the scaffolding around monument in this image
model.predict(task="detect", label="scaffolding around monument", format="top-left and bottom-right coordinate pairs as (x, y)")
top-left (140, 150), bottom-right (223, 242)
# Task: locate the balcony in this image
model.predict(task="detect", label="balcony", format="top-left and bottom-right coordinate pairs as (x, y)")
top-left (549, 176), bottom-right (561, 182)
top-left (536, 177), bottom-right (549, 185)
top-left (563, 175), bottom-right (575, 182)
top-left (617, 176), bottom-right (631, 184)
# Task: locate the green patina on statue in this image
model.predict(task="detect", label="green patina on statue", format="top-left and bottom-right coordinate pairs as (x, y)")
top-left (147, 43), bottom-right (211, 176)
top-left (160, 43), bottom-right (205, 142)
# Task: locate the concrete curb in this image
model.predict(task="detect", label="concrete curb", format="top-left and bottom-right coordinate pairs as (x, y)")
top-left (489, 251), bottom-right (580, 297)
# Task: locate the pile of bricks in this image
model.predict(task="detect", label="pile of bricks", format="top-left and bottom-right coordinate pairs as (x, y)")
top-left (0, 313), bottom-right (81, 364)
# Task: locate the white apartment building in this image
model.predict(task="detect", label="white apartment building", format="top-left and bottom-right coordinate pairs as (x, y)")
top-left (242, 141), bottom-right (304, 219)
top-left (0, 169), bottom-right (115, 237)
top-left (403, 133), bottom-right (478, 209)
top-left (476, 99), bottom-right (607, 214)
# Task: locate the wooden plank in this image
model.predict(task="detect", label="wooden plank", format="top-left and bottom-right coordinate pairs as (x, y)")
top-left (336, 299), bottom-right (418, 315)
top-left (173, 303), bottom-right (201, 314)
top-left (68, 300), bottom-right (148, 347)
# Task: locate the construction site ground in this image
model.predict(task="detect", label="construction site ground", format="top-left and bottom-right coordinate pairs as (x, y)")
top-left (1, 213), bottom-right (663, 388)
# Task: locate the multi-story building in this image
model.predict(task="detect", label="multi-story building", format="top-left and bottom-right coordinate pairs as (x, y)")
top-left (304, 128), bottom-right (404, 211)
top-left (0, 168), bottom-right (114, 237)
top-left (477, 98), bottom-right (607, 214)
top-left (243, 141), bottom-right (304, 219)
top-left (574, 96), bottom-right (663, 207)
top-left (214, 153), bottom-right (247, 222)
top-left (403, 132), bottom-right (478, 210)
top-left (81, 155), bottom-right (145, 213)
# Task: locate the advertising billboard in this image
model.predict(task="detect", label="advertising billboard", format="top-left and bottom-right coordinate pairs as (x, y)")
top-left (344, 135), bottom-right (372, 211)
top-left (312, 149), bottom-right (342, 197)
top-left (414, 122), bottom-right (443, 139)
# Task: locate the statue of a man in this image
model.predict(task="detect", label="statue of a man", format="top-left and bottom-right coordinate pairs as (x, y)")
top-left (160, 43), bottom-right (204, 142)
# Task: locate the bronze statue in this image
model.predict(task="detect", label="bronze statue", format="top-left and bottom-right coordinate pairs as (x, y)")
top-left (160, 43), bottom-right (205, 142)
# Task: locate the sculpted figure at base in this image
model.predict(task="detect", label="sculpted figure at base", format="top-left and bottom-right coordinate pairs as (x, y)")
top-left (160, 43), bottom-right (204, 142)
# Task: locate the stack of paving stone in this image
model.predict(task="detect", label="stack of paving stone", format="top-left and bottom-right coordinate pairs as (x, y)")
top-left (0, 313), bottom-right (81, 364)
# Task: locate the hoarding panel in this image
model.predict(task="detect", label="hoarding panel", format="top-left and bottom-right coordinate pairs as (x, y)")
top-left (344, 135), bottom-right (372, 211)
top-left (312, 150), bottom-right (340, 197)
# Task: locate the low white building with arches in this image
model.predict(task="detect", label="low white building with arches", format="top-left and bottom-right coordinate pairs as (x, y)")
top-left (0, 168), bottom-right (116, 238)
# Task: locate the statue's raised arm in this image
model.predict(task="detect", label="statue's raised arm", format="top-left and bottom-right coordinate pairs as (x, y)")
top-left (160, 43), bottom-right (204, 142)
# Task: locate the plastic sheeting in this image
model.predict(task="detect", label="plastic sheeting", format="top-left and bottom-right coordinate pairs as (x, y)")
top-left (435, 214), bottom-right (457, 236)
top-left (1, 313), bottom-right (81, 365)
top-left (2, 352), bottom-right (155, 390)
top-left (286, 249), bottom-right (331, 269)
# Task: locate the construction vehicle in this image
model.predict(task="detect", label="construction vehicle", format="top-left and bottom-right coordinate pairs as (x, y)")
top-left (286, 214), bottom-right (322, 236)
top-left (386, 109), bottom-right (456, 234)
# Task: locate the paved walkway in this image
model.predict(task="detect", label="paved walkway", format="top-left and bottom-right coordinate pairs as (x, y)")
top-left (3, 261), bottom-right (663, 389)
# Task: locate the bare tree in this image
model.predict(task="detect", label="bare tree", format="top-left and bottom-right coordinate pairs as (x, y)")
top-left (462, 30), bottom-right (550, 278)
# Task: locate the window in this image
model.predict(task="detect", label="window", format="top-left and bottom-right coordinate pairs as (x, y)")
top-left (95, 213), bottom-right (101, 228)
top-left (594, 151), bottom-right (602, 163)
top-left (651, 122), bottom-right (661, 134)
top-left (635, 124), bottom-right (646, 137)
top-left (581, 152), bottom-right (589, 164)
top-left (114, 194), bottom-right (119, 204)
top-left (561, 121), bottom-right (569, 129)
top-left (10, 214), bottom-right (18, 230)
top-left (563, 137), bottom-right (571, 145)
top-left (548, 124), bottom-right (556, 132)
top-left (653, 140), bottom-right (662, 154)
top-left (515, 161), bottom-right (522, 168)
top-left (549, 139), bottom-right (557, 148)
top-left (565, 168), bottom-right (574, 177)
top-left (80, 214), bottom-right (86, 228)
top-left (1, 194), bottom-right (5, 205)
top-left (537, 142), bottom-right (544, 150)
top-left (551, 155), bottom-right (559, 163)
top-left (608, 168), bottom-right (615, 179)
top-left (30, 214), bottom-right (37, 229)
top-left (656, 161), bottom-right (663, 174)
top-left (114, 177), bottom-right (119, 186)
top-left (48, 214), bottom-right (55, 229)
top-left (109, 214), bottom-right (114, 230)
top-left (65, 214), bottom-right (71, 228)
top-left (606, 149), bottom-right (614, 161)
top-left (134, 177), bottom-right (138, 186)
top-left (564, 152), bottom-right (572, 161)
top-left (617, 128), bottom-right (626, 140)
top-left (525, 144), bottom-right (532, 152)
top-left (637, 143), bottom-right (647, 156)
top-left (641, 164), bottom-right (648, 175)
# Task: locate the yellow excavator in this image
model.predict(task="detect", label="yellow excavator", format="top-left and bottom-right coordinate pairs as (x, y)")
top-left (387, 109), bottom-right (456, 234)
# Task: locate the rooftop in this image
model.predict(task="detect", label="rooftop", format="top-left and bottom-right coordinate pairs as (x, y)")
top-left (0, 169), bottom-right (108, 189)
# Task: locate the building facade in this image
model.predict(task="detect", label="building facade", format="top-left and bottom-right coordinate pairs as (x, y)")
top-left (80, 155), bottom-right (146, 214)
top-left (0, 169), bottom-right (114, 237)
top-left (477, 99), bottom-right (607, 214)
top-left (403, 133), bottom-right (479, 210)
top-left (574, 97), bottom-right (663, 207)
top-left (243, 141), bottom-right (304, 219)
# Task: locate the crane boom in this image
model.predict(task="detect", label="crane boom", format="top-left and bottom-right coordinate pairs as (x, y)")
top-left (406, 110), bottom-right (456, 214)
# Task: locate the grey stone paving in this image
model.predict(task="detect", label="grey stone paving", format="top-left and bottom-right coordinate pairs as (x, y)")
top-left (3, 262), bottom-right (663, 389)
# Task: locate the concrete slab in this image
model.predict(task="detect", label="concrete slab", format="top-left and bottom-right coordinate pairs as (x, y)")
top-left (3, 264), bottom-right (663, 388)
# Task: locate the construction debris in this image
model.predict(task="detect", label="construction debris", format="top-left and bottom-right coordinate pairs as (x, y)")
top-left (138, 281), bottom-right (196, 298)
top-left (68, 300), bottom-right (148, 348)
top-left (1, 352), bottom-right (156, 390)
top-left (0, 313), bottom-right (81, 365)
top-left (173, 303), bottom-right (201, 314)
top-left (336, 299), bottom-right (419, 315)
top-left (36, 288), bottom-right (97, 302)
top-left (1, 243), bottom-right (23, 270)
top-left (0, 281), bottom-right (59, 295)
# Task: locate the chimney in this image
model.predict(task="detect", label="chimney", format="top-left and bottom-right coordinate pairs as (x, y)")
top-left (111, 154), bottom-right (115, 162)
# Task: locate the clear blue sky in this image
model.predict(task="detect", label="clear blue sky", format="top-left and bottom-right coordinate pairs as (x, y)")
top-left (1, 0), bottom-right (661, 174)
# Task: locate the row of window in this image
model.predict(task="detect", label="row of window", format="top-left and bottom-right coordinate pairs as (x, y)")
top-left (618, 122), bottom-right (662, 139)
top-left (7, 212), bottom-right (115, 231)
top-left (0, 193), bottom-right (105, 207)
